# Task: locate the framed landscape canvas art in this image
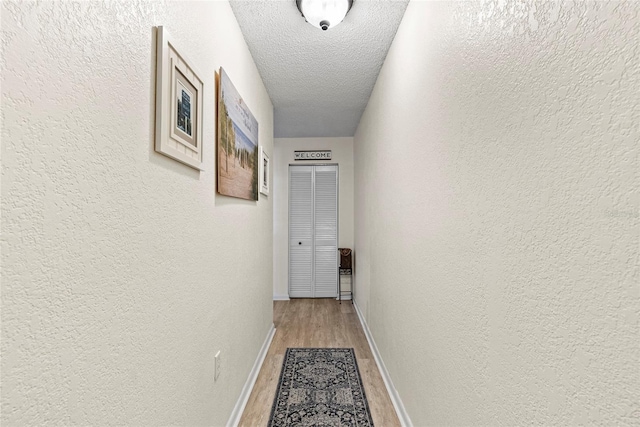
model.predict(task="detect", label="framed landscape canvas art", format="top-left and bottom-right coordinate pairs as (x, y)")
top-left (217, 68), bottom-right (259, 201)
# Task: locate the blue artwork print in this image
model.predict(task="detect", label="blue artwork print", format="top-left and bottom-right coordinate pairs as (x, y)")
top-left (177, 83), bottom-right (192, 137)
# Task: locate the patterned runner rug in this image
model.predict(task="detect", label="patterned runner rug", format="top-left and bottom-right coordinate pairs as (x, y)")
top-left (268, 348), bottom-right (374, 426)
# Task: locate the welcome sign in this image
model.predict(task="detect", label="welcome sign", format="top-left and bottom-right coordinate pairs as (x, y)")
top-left (294, 150), bottom-right (332, 160)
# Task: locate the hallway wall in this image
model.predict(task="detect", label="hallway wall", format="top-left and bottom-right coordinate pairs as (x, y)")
top-left (273, 138), bottom-right (354, 299)
top-left (354, 1), bottom-right (639, 425)
top-left (1, 1), bottom-right (273, 425)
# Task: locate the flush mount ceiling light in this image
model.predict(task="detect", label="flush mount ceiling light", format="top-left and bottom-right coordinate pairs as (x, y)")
top-left (296, 0), bottom-right (354, 31)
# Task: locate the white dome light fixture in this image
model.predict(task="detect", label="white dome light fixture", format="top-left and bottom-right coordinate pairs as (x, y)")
top-left (296, 0), bottom-right (354, 31)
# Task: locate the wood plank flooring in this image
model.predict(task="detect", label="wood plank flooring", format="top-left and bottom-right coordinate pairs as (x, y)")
top-left (238, 299), bottom-right (400, 427)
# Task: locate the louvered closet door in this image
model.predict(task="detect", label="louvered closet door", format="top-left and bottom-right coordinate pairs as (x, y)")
top-left (289, 165), bottom-right (338, 298)
top-left (289, 166), bottom-right (314, 298)
top-left (313, 165), bottom-right (338, 297)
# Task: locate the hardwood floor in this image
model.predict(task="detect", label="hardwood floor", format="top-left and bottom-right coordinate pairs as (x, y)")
top-left (238, 299), bottom-right (401, 427)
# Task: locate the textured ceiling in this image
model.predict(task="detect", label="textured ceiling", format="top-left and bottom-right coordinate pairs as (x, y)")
top-left (230, 0), bottom-right (409, 138)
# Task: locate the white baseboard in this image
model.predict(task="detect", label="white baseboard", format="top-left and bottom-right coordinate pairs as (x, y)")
top-left (353, 302), bottom-right (413, 427)
top-left (273, 294), bottom-right (290, 301)
top-left (226, 323), bottom-right (276, 427)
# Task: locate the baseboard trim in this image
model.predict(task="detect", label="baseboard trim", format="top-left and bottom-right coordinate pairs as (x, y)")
top-left (353, 302), bottom-right (413, 427)
top-left (226, 323), bottom-right (276, 427)
top-left (273, 294), bottom-right (290, 301)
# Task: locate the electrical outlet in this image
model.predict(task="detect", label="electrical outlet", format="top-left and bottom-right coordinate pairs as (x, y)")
top-left (214, 351), bottom-right (221, 382)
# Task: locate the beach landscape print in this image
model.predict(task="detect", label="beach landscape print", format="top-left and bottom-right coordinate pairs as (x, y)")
top-left (217, 68), bottom-right (259, 201)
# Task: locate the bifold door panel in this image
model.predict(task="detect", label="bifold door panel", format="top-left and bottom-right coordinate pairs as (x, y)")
top-left (289, 165), bottom-right (338, 298)
top-left (289, 166), bottom-right (314, 297)
top-left (313, 167), bottom-right (338, 297)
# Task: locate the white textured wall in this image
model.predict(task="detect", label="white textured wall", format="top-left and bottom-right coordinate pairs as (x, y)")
top-left (354, 1), bottom-right (639, 425)
top-left (273, 138), bottom-right (354, 299)
top-left (1, 1), bottom-right (273, 425)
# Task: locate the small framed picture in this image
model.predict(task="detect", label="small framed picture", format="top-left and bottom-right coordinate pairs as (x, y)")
top-left (155, 26), bottom-right (204, 170)
top-left (259, 146), bottom-right (270, 196)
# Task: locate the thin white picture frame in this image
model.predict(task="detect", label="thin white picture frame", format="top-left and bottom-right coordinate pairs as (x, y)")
top-left (260, 146), bottom-right (270, 196)
top-left (155, 26), bottom-right (204, 170)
